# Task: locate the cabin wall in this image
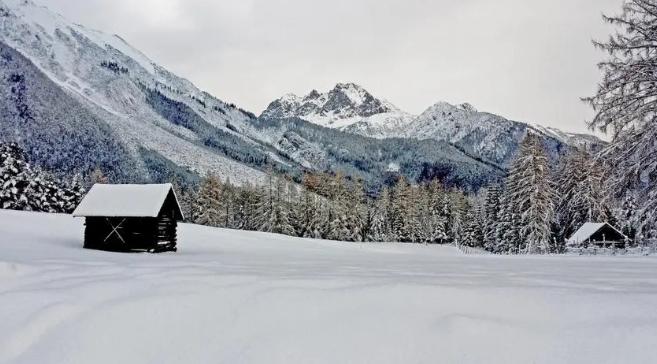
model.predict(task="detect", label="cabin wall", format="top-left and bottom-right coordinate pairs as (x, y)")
top-left (155, 214), bottom-right (177, 251)
top-left (588, 226), bottom-right (627, 247)
top-left (83, 216), bottom-right (176, 252)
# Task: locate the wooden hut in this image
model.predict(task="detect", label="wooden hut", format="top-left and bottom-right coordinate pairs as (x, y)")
top-left (567, 222), bottom-right (627, 248)
top-left (72, 184), bottom-right (183, 252)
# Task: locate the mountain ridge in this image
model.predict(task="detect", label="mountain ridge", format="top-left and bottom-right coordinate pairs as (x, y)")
top-left (0, 0), bottom-right (502, 191)
top-left (264, 85), bottom-right (605, 167)
top-left (261, 83), bottom-right (416, 138)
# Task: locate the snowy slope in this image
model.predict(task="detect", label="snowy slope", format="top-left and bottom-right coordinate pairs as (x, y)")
top-left (2, 209), bottom-right (657, 364)
top-left (403, 101), bottom-right (604, 167)
top-left (532, 124), bottom-right (604, 149)
top-left (261, 83), bottom-right (415, 138)
top-left (0, 0), bottom-right (281, 184)
top-left (403, 102), bottom-right (534, 166)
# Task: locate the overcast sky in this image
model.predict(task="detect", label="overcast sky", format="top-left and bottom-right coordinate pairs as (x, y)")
top-left (41, 0), bottom-right (622, 134)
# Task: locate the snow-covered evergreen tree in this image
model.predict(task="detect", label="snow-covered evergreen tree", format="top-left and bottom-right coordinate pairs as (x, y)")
top-left (389, 177), bottom-right (413, 242)
top-left (59, 173), bottom-right (86, 213)
top-left (506, 134), bottom-right (556, 254)
top-left (614, 192), bottom-right (639, 245)
top-left (192, 173), bottom-right (222, 227)
top-left (377, 186), bottom-right (394, 241)
top-left (585, 0), bottom-right (657, 243)
top-left (292, 186), bottom-right (322, 238)
top-left (482, 185), bottom-right (502, 252)
top-left (363, 197), bottom-right (386, 242)
top-left (461, 199), bottom-right (483, 248)
top-left (449, 189), bottom-right (468, 247)
top-left (217, 178), bottom-right (235, 228)
top-left (232, 183), bottom-right (260, 231)
top-left (554, 149), bottom-right (611, 246)
top-left (495, 181), bottom-right (522, 254)
top-left (0, 143), bottom-right (84, 213)
top-left (257, 173), bottom-right (294, 235)
top-left (423, 180), bottom-right (449, 244)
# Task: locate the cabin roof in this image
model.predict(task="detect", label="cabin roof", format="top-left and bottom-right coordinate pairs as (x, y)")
top-left (567, 222), bottom-right (626, 244)
top-left (72, 183), bottom-right (183, 219)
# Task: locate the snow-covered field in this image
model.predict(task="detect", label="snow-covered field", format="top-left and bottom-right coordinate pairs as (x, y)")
top-left (1, 210), bottom-right (656, 364)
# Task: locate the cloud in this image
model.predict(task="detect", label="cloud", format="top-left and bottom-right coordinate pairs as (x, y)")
top-left (41, 0), bottom-right (622, 134)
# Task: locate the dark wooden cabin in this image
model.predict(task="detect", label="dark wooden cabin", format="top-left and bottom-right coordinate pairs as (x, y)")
top-left (73, 184), bottom-right (183, 253)
top-left (567, 222), bottom-right (628, 248)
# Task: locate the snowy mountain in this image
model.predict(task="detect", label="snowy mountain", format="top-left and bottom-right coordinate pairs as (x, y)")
top-left (0, 0), bottom-right (287, 185)
top-left (264, 83), bottom-right (605, 167)
top-left (0, 0), bottom-right (503, 191)
top-left (261, 83), bottom-right (415, 138)
top-left (0, 0), bottom-right (593, 189)
top-left (403, 101), bottom-right (605, 167)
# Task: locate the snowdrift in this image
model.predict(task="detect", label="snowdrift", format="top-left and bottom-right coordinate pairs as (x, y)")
top-left (1, 210), bottom-right (656, 364)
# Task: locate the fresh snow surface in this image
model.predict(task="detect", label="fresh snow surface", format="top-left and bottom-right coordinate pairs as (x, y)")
top-left (72, 184), bottom-right (176, 218)
top-left (1, 210), bottom-right (657, 364)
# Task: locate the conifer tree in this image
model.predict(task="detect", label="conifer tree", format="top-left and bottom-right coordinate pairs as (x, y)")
top-left (192, 173), bottom-right (222, 227)
top-left (433, 181), bottom-right (450, 244)
top-left (461, 200), bottom-right (483, 248)
top-left (615, 192), bottom-right (638, 245)
top-left (293, 186), bottom-right (321, 238)
top-left (371, 187), bottom-right (390, 241)
top-left (235, 183), bottom-right (260, 231)
top-left (482, 185), bottom-right (502, 252)
top-left (390, 177), bottom-right (413, 242)
top-left (449, 189), bottom-right (468, 247)
top-left (495, 182), bottom-right (522, 254)
top-left (0, 143), bottom-right (85, 213)
top-left (258, 174), bottom-right (294, 235)
top-left (506, 134), bottom-right (556, 254)
top-left (363, 198), bottom-right (385, 242)
top-left (217, 178), bottom-right (235, 228)
top-left (554, 149), bottom-right (611, 244)
top-left (585, 0), bottom-right (657, 242)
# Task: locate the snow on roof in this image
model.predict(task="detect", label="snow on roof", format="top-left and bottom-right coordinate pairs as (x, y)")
top-left (567, 222), bottom-right (625, 244)
top-left (72, 184), bottom-right (180, 218)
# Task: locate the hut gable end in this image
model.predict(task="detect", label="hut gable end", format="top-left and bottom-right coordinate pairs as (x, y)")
top-left (567, 222), bottom-right (627, 247)
top-left (73, 183), bottom-right (183, 219)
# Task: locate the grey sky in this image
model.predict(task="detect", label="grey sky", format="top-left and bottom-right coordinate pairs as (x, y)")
top-left (41, 0), bottom-right (622, 134)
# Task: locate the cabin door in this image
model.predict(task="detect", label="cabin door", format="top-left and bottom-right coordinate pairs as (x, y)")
top-left (103, 217), bottom-right (128, 246)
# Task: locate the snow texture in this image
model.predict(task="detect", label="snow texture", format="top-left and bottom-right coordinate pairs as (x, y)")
top-left (72, 183), bottom-right (177, 218)
top-left (1, 209), bottom-right (657, 364)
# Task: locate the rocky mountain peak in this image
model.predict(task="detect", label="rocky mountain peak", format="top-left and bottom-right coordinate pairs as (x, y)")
top-left (260, 82), bottom-right (401, 127)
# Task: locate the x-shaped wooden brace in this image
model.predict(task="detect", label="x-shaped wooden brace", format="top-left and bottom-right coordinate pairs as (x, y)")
top-left (104, 218), bottom-right (127, 244)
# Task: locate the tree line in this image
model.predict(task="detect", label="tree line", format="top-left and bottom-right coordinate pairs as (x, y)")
top-left (177, 171), bottom-right (462, 244)
top-left (173, 131), bottom-right (627, 254)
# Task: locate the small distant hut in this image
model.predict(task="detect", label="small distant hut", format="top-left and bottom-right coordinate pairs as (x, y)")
top-left (567, 222), bottom-right (627, 248)
top-left (72, 184), bottom-right (183, 252)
